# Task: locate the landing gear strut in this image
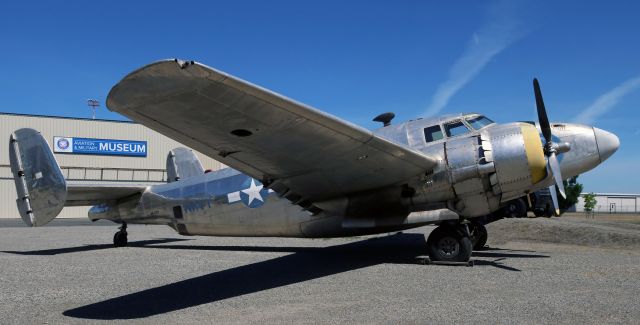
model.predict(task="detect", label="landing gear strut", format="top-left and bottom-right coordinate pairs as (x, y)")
top-left (426, 224), bottom-right (473, 262)
top-left (469, 222), bottom-right (488, 250)
top-left (113, 222), bottom-right (128, 247)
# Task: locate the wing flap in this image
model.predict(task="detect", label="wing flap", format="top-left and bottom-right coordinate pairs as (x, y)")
top-left (107, 60), bottom-right (437, 201)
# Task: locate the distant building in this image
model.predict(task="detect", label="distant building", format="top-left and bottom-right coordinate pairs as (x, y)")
top-left (0, 112), bottom-right (224, 219)
top-left (574, 193), bottom-right (639, 213)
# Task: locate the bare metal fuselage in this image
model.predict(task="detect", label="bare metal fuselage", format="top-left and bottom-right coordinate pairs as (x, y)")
top-left (89, 117), bottom-right (616, 238)
top-left (89, 168), bottom-right (421, 238)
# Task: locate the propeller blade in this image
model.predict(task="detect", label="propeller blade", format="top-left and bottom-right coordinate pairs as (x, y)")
top-left (533, 78), bottom-right (552, 144)
top-left (548, 152), bottom-right (566, 199)
top-left (548, 185), bottom-right (560, 216)
top-left (534, 78), bottom-right (564, 215)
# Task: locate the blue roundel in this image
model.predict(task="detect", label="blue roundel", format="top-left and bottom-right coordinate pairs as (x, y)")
top-left (239, 178), bottom-right (270, 208)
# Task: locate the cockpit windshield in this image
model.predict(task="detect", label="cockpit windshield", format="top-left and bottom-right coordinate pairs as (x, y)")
top-left (444, 121), bottom-right (470, 137)
top-left (466, 115), bottom-right (494, 130)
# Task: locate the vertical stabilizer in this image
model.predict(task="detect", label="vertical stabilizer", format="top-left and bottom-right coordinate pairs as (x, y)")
top-left (166, 147), bottom-right (205, 182)
top-left (9, 128), bottom-right (67, 226)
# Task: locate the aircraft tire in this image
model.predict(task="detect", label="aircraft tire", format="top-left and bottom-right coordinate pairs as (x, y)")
top-left (113, 232), bottom-right (120, 247)
top-left (544, 203), bottom-right (554, 218)
top-left (427, 225), bottom-right (472, 262)
top-left (505, 198), bottom-right (527, 218)
top-left (472, 224), bottom-right (488, 250)
top-left (113, 231), bottom-right (128, 247)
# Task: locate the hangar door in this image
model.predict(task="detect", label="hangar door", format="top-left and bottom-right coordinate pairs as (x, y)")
top-left (607, 197), bottom-right (636, 213)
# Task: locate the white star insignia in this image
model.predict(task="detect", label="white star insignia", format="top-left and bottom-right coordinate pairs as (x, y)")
top-left (242, 179), bottom-right (264, 205)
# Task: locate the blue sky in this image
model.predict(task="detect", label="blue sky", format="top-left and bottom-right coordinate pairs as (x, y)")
top-left (1, 1), bottom-right (638, 193)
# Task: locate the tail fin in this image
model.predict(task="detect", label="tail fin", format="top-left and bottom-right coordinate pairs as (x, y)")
top-left (9, 128), bottom-right (67, 226)
top-left (166, 147), bottom-right (204, 182)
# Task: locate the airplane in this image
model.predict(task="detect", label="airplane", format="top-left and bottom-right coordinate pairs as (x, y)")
top-left (8, 59), bottom-right (619, 262)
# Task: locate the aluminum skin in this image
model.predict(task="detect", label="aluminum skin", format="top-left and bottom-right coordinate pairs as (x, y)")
top-left (9, 60), bottom-right (619, 240)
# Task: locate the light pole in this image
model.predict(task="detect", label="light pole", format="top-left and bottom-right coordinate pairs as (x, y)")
top-left (87, 99), bottom-right (99, 119)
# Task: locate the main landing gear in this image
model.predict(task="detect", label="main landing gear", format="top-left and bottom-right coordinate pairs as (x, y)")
top-left (426, 224), bottom-right (472, 262)
top-left (426, 222), bottom-right (487, 262)
top-left (469, 222), bottom-right (488, 251)
top-left (113, 222), bottom-right (128, 247)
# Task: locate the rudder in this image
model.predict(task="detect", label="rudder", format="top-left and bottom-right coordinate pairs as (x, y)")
top-left (9, 128), bottom-right (67, 226)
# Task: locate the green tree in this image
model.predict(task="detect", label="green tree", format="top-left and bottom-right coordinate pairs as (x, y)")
top-left (583, 192), bottom-right (597, 213)
top-left (558, 176), bottom-right (583, 213)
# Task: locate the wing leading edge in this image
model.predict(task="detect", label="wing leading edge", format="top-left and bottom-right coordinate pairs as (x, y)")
top-left (107, 60), bottom-right (437, 203)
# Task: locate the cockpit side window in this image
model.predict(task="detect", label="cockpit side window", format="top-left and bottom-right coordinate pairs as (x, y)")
top-left (444, 121), bottom-right (470, 137)
top-left (423, 125), bottom-right (444, 143)
top-left (466, 115), bottom-right (494, 130)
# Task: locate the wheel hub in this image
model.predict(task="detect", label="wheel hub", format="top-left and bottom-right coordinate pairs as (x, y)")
top-left (437, 236), bottom-right (460, 257)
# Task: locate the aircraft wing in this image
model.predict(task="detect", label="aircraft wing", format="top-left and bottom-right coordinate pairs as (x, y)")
top-left (107, 60), bottom-right (437, 203)
top-left (65, 183), bottom-right (148, 206)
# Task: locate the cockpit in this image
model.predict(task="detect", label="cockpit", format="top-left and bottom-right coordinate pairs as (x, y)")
top-left (423, 114), bottom-right (495, 144)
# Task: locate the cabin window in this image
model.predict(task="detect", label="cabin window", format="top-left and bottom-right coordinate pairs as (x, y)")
top-left (424, 125), bottom-right (444, 143)
top-left (466, 115), bottom-right (494, 130)
top-left (444, 121), bottom-right (470, 137)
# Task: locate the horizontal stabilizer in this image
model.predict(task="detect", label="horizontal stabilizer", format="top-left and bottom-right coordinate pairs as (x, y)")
top-left (65, 183), bottom-right (148, 206)
top-left (9, 128), bottom-right (67, 226)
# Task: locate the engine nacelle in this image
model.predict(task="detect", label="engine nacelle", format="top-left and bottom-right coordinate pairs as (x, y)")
top-left (402, 122), bottom-right (550, 218)
top-left (442, 122), bottom-right (548, 218)
top-left (444, 134), bottom-right (499, 217)
top-left (481, 122), bottom-right (548, 202)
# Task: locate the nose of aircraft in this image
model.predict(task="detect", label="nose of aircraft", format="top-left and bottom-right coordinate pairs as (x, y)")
top-left (594, 127), bottom-right (620, 163)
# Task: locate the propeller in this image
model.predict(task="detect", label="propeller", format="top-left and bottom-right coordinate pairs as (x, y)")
top-left (533, 78), bottom-right (567, 215)
top-left (547, 175), bottom-right (560, 216)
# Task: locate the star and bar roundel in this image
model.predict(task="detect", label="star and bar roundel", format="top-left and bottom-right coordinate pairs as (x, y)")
top-left (226, 178), bottom-right (271, 208)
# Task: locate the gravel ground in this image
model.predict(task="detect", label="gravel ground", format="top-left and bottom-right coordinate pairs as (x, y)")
top-left (0, 217), bottom-right (639, 324)
top-left (488, 216), bottom-right (640, 249)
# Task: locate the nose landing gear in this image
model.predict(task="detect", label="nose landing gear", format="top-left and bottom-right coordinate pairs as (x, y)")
top-left (113, 222), bottom-right (128, 247)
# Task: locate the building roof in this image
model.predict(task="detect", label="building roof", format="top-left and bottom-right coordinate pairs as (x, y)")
top-left (0, 111), bottom-right (135, 124)
top-left (581, 193), bottom-right (640, 197)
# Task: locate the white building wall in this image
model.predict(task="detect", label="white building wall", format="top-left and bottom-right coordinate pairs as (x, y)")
top-left (0, 113), bottom-right (224, 219)
top-left (575, 193), bottom-right (638, 213)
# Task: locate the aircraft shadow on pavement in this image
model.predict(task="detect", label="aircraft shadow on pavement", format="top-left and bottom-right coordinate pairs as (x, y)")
top-left (142, 244), bottom-right (310, 254)
top-left (0, 238), bottom-right (189, 256)
top-left (472, 249), bottom-right (550, 272)
top-left (62, 233), bottom-right (549, 320)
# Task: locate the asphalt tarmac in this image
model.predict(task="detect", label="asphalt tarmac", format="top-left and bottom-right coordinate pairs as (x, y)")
top-left (0, 217), bottom-right (638, 324)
